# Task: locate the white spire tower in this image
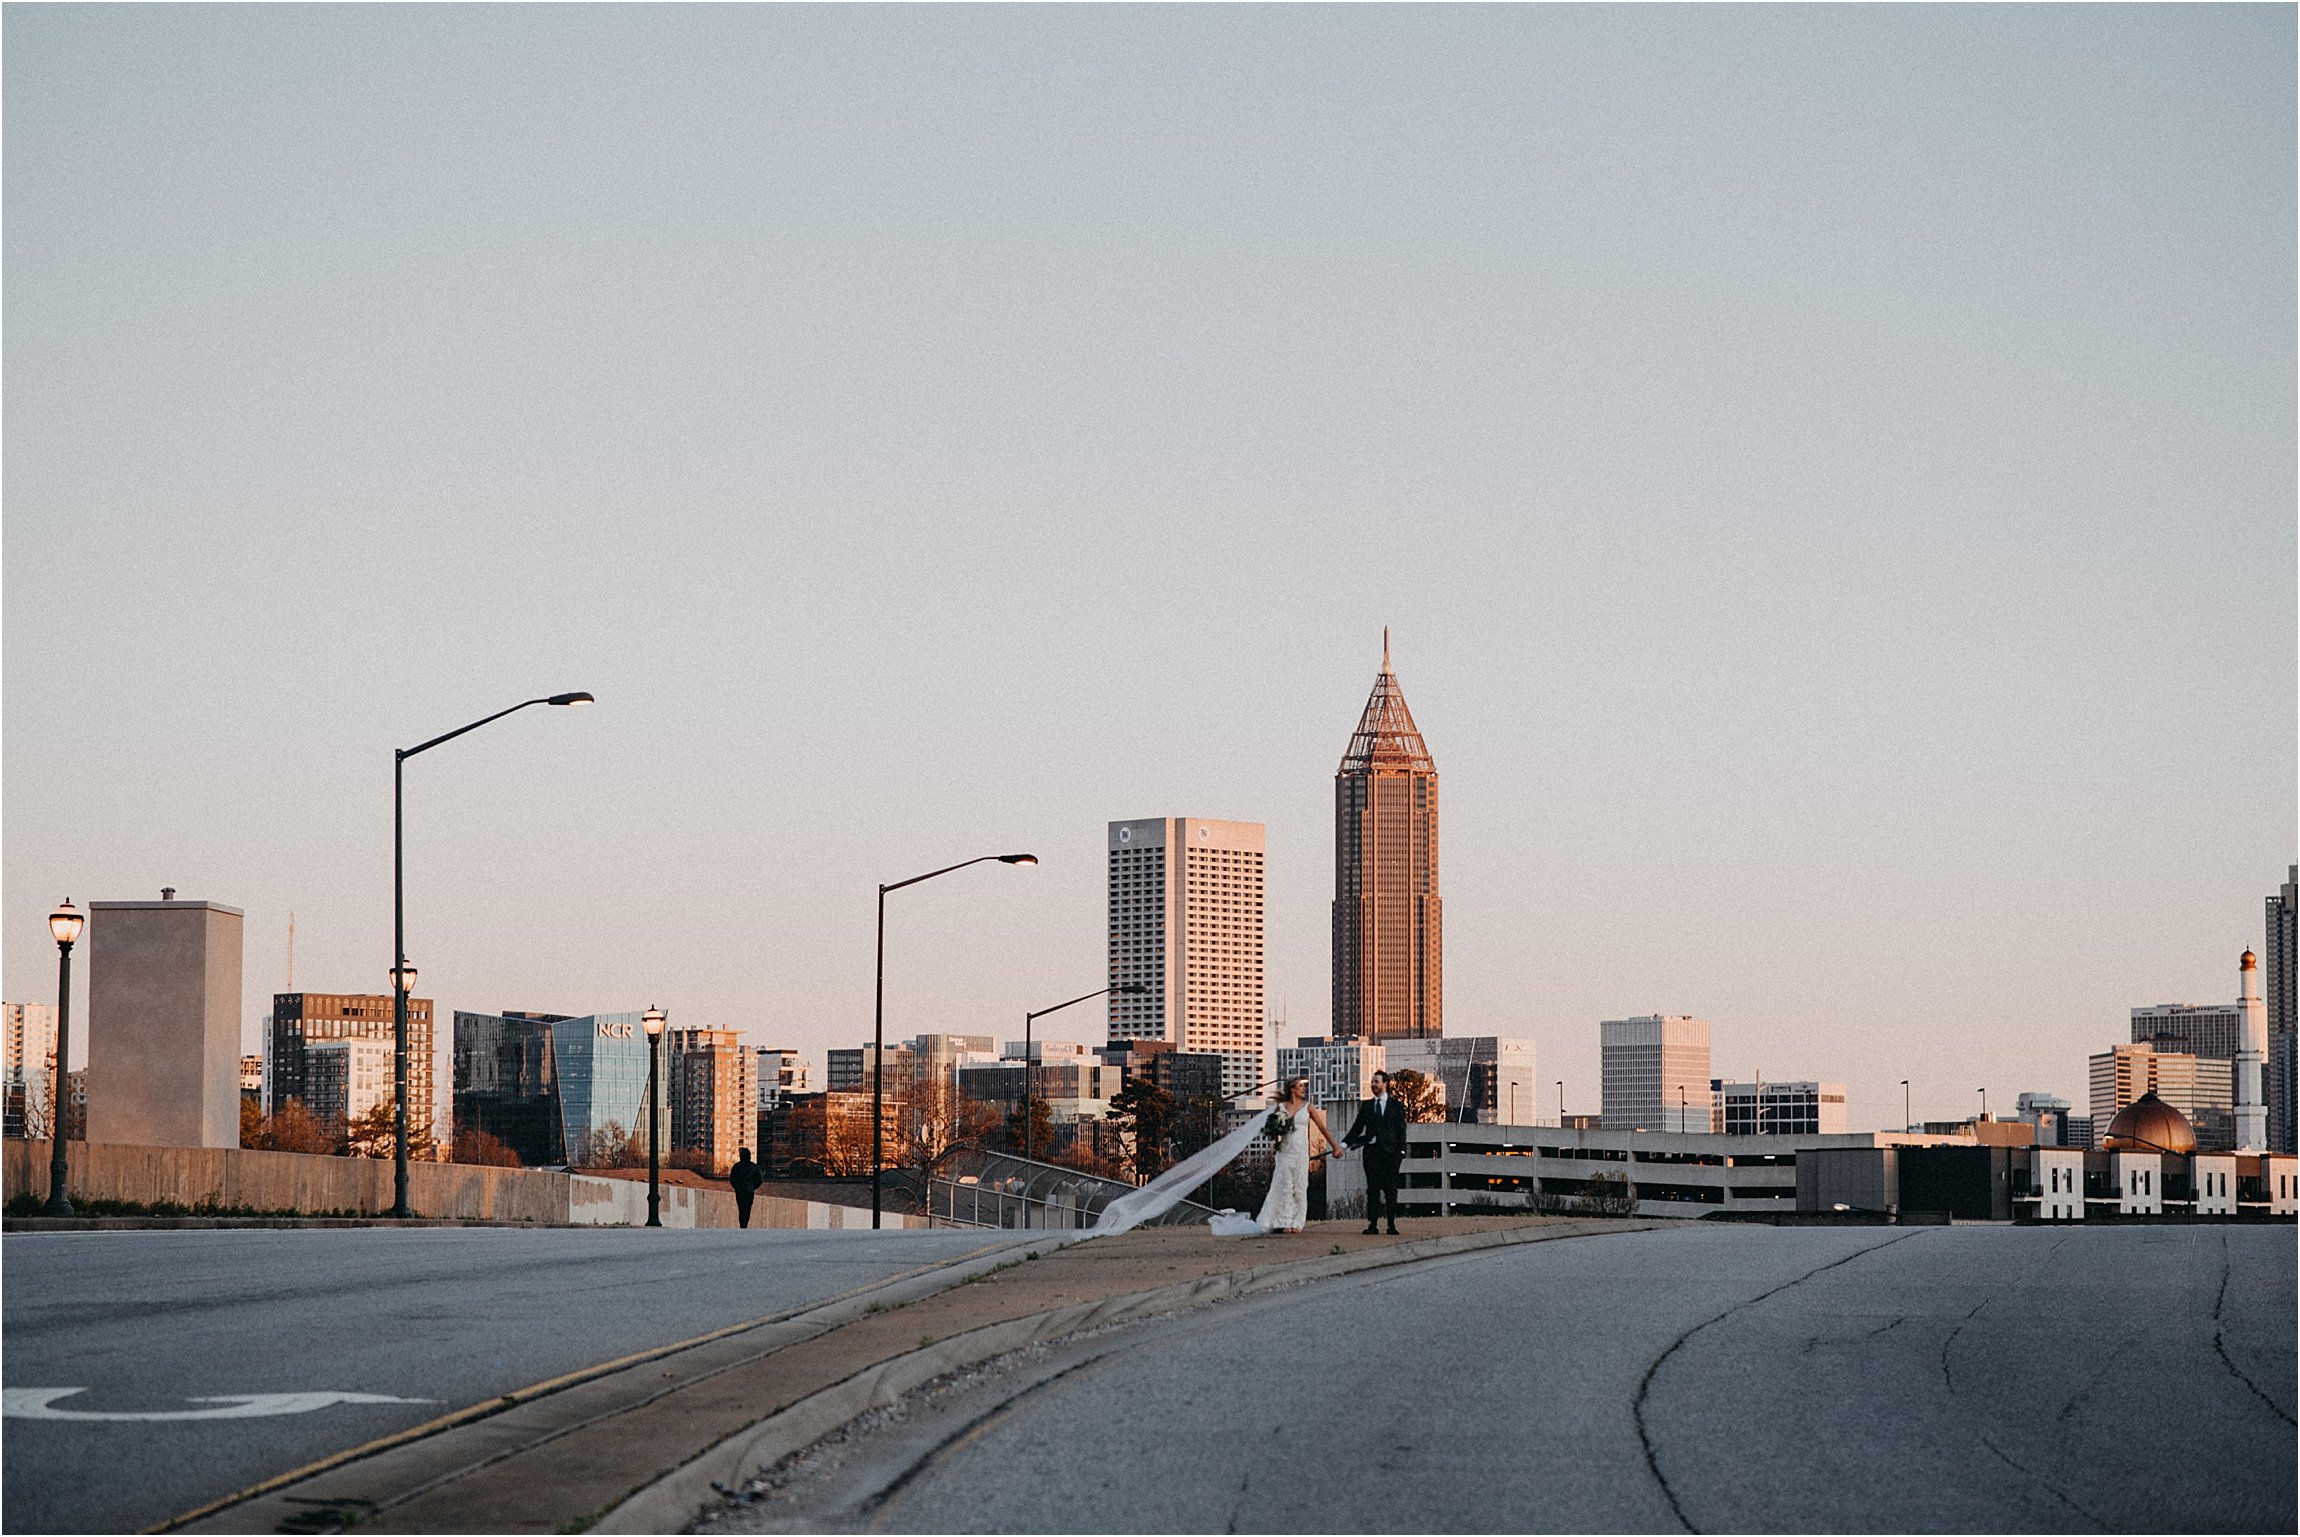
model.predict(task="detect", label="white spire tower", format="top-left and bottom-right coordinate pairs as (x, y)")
top-left (2235, 948), bottom-right (2268, 1150)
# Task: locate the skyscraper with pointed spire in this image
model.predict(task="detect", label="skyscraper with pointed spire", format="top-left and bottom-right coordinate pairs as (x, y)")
top-left (1333, 630), bottom-right (1441, 1041)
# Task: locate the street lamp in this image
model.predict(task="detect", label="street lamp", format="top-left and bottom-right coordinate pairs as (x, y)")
top-left (43, 900), bottom-right (85, 1217)
top-left (874, 853), bottom-right (1036, 1228)
top-left (1680, 1086), bottom-right (1687, 1136)
top-left (1556, 1080), bottom-right (1564, 1129)
top-left (1022, 983), bottom-right (1147, 1165)
top-left (643, 1006), bottom-right (666, 1227)
top-left (393, 690), bottom-right (592, 1218)
top-left (1901, 1079), bottom-right (1911, 1133)
top-left (1977, 1087), bottom-right (1987, 1122)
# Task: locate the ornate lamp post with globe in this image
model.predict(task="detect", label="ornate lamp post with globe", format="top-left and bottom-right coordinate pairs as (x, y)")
top-left (644, 1006), bottom-right (667, 1227)
top-left (42, 900), bottom-right (85, 1216)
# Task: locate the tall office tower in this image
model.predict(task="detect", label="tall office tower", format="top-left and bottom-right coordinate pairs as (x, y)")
top-left (2130, 1002), bottom-right (2244, 1059)
top-left (1108, 817), bottom-right (1268, 1097)
top-left (670, 1027), bottom-right (758, 1176)
top-left (2089, 1041), bottom-right (2234, 1152)
top-left (1332, 632), bottom-right (1441, 1041)
top-left (2269, 866), bottom-right (2297, 1154)
top-left (2235, 950), bottom-right (2268, 1151)
top-left (270, 992), bottom-right (436, 1148)
top-left (1600, 1016), bottom-right (1711, 1131)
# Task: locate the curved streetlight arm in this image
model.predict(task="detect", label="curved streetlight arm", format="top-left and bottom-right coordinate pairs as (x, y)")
top-left (880, 852), bottom-right (1034, 897)
top-left (1026, 987), bottom-right (1113, 1025)
top-left (872, 849), bottom-right (1035, 1228)
top-left (401, 693), bottom-right (591, 761)
top-left (391, 689), bottom-right (591, 1218)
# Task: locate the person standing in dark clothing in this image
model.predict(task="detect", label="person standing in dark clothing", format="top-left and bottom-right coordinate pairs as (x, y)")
top-left (1343, 1071), bottom-right (1410, 1235)
top-left (728, 1147), bottom-right (763, 1229)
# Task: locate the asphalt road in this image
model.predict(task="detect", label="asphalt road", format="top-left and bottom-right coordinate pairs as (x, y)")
top-left (817, 1225), bottom-right (2294, 1534)
top-left (0, 1225), bottom-right (1008, 1535)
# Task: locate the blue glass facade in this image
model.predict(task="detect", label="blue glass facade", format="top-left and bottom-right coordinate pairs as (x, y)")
top-left (454, 1009), bottom-right (664, 1165)
top-left (551, 1012), bottom-right (657, 1161)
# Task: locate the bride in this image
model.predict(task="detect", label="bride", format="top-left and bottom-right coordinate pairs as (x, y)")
top-left (1092, 1077), bottom-right (1339, 1238)
top-left (1251, 1077), bottom-right (1342, 1234)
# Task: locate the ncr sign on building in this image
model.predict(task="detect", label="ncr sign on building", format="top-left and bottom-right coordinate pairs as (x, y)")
top-left (87, 898), bottom-right (245, 1149)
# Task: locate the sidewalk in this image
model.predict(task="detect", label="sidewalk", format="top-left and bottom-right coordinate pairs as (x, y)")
top-left (177, 1215), bottom-right (1652, 1534)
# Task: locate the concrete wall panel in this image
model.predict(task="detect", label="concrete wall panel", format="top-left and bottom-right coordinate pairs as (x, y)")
top-left (4, 1141), bottom-right (915, 1228)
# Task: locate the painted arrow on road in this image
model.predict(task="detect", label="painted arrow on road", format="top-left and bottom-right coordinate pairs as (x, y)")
top-left (3, 1388), bottom-right (433, 1422)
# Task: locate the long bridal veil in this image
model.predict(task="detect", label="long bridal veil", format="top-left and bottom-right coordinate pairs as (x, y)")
top-left (1092, 1113), bottom-right (1267, 1235)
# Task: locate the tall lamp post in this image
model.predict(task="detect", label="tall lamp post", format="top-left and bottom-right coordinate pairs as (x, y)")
top-left (1556, 1080), bottom-right (1564, 1128)
top-left (1021, 984), bottom-right (1147, 1165)
top-left (643, 1006), bottom-right (666, 1227)
top-left (1901, 1079), bottom-right (1911, 1133)
top-left (874, 853), bottom-right (1038, 1229)
top-left (392, 691), bottom-right (592, 1218)
top-left (43, 900), bottom-right (85, 1217)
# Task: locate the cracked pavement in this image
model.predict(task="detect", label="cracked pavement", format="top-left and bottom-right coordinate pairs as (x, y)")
top-left (705, 1224), bottom-right (2295, 1534)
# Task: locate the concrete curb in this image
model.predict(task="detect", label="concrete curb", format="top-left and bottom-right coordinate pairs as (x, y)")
top-left (159, 1231), bottom-right (1079, 1534)
top-left (596, 1218), bottom-right (1662, 1534)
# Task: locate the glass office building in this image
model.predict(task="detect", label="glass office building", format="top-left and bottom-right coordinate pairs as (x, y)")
top-left (454, 1010), bottom-right (660, 1165)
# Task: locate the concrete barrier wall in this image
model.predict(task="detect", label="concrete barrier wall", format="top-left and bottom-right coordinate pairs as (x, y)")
top-left (566, 1177), bottom-right (911, 1229)
top-left (5, 1142), bottom-right (913, 1228)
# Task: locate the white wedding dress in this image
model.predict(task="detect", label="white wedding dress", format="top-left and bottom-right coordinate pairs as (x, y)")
top-left (1253, 1103), bottom-right (1312, 1232)
top-left (1092, 1101), bottom-right (1316, 1238)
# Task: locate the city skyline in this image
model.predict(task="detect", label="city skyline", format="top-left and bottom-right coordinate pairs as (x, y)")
top-left (3, 6), bottom-right (2291, 1133)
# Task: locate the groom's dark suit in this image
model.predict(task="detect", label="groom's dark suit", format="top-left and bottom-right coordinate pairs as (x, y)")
top-left (1343, 1092), bottom-right (1409, 1233)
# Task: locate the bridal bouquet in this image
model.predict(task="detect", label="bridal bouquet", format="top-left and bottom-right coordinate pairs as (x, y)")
top-left (1262, 1109), bottom-right (1293, 1144)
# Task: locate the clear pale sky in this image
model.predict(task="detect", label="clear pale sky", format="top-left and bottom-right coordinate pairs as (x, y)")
top-left (5, 5), bottom-right (2292, 1131)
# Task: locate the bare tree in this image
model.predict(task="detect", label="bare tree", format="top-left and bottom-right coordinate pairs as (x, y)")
top-left (899, 1075), bottom-right (999, 1173)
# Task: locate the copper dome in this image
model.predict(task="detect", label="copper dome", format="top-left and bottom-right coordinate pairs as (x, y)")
top-left (2101, 1092), bottom-right (2196, 1156)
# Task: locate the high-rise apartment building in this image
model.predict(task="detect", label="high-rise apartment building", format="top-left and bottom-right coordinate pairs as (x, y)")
top-left (4, 1002), bottom-right (56, 1088)
top-left (2089, 1042), bottom-right (2233, 1153)
top-left (1332, 634), bottom-right (1440, 1042)
top-left (304, 1037), bottom-right (394, 1142)
top-left (670, 1027), bottom-right (758, 1175)
top-left (1108, 817), bottom-right (1267, 1096)
top-left (3, 1003), bottom-right (57, 1136)
top-left (1601, 1016), bottom-right (1712, 1132)
top-left (2269, 865), bottom-right (2297, 1154)
top-left (270, 992), bottom-right (435, 1149)
top-left (755, 1047), bottom-right (810, 1111)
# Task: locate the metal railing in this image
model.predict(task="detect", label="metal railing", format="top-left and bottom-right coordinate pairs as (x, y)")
top-left (924, 1147), bottom-right (1216, 1230)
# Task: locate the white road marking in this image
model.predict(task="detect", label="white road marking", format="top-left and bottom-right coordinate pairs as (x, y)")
top-left (2, 1388), bottom-right (433, 1422)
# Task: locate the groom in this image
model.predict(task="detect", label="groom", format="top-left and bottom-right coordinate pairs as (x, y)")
top-left (1344, 1070), bottom-right (1409, 1236)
